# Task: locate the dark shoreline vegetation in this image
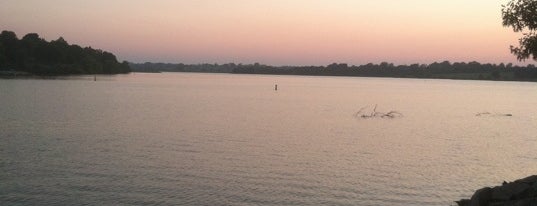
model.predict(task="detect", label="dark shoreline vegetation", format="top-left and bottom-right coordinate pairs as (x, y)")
top-left (0, 30), bottom-right (130, 76)
top-left (130, 61), bottom-right (537, 82)
top-left (456, 175), bottom-right (537, 206)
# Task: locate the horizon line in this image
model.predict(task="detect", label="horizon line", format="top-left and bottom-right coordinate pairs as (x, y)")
top-left (129, 61), bottom-right (536, 67)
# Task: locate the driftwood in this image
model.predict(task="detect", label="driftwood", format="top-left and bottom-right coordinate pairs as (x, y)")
top-left (476, 112), bottom-right (513, 117)
top-left (354, 105), bottom-right (403, 119)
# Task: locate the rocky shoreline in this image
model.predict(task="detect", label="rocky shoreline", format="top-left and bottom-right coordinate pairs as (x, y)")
top-left (456, 175), bottom-right (537, 206)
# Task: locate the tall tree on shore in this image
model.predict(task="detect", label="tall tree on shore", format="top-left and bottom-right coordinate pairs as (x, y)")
top-left (502, 0), bottom-right (537, 61)
top-left (0, 30), bottom-right (130, 75)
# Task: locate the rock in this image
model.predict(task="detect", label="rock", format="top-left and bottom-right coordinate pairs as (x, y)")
top-left (491, 182), bottom-right (531, 201)
top-left (456, 175), bottom-right (537, 206)
top-left (488, 197), bottom-right (537, 206)
top-left (514, 176), bottom-right (537, 184)
top-left (470, 187), bottom-right (492, 206)
top-left (456, 199), bottom-right (471, 206)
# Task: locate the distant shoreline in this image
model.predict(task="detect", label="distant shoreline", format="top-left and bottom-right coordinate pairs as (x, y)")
top-left (4, 59), bottom-right (537, 83)
top-left (130, 62), bottom-right (537, 82)
top-left (131, 70), bottom-right (537, 83)
top-left (0, 70), bottom-right (130, 80)
top-left (3, 70), bottom-right (537, 83)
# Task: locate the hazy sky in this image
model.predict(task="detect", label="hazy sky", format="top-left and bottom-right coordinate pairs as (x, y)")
top-left (0, 0), bottom-right (526, 65)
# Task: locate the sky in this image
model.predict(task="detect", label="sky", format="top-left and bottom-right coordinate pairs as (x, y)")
top-left (0, 0), bottom-right (528, 66)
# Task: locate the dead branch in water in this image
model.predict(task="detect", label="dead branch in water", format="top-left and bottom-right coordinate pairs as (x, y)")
top-left (353, 106), bottom-right (369, 118)
top-left (475, 112), bottom-right (491, 116)
top-left (354, 104), bottom-right (403, 119)
top-left (476, 112), bottom-right (512, 117)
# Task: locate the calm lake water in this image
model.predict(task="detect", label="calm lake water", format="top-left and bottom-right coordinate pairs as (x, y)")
top-left (1, 73), bottom-right (537, 205)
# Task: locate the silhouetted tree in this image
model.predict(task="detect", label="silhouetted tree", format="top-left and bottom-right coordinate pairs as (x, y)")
top-left (502, 0), bottom-right (537, 61)
top-left (0, 31), bottom-right (19, 68)
top-left (0, 42), bottom-right (5, 68)
top-left (0, 30), bottom-right (130, 75)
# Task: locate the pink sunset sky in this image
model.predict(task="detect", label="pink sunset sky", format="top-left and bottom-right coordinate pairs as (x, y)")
top-left (0, 0), bottom-right (527, 65)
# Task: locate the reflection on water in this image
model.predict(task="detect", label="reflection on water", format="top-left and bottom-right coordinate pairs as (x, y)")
top-left (1, 73), bottom-right (536, 205)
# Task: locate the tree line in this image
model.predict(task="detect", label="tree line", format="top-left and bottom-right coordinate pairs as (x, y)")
top-left (131, 62), bottom-right (537, 81)
top-left (0, 30), bottom-right (130, 75)
top-left (233, 62), bottom-right (537, 81)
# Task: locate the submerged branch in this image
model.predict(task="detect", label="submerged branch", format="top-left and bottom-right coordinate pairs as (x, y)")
top-left (476, 112), bottom-right (513, 117)
top-left (354, 105), bottom-right (403, 119)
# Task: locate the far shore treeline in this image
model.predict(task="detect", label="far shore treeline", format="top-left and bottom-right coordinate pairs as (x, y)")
top-left (0, 30), bottom-right (130, 75)
top-left (131, 61), bottom-right (537, 82)
top-left (2, 30), bottom-right (537, 81)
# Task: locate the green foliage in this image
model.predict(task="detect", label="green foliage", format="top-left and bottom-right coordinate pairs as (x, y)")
top-left (502, 0), bottom-right (537, 61)
top-left (0, 30), bottom-right (130, 75)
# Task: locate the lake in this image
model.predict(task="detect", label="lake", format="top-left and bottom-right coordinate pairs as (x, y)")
top-left (1, 73), bottom-right (537, 205)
